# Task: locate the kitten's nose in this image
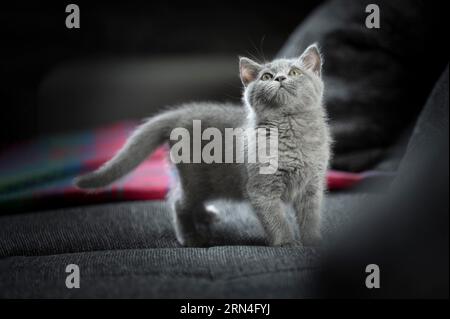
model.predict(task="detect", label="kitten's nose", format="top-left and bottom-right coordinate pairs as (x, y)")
top-left (274, 75), bottom-right (286, 82)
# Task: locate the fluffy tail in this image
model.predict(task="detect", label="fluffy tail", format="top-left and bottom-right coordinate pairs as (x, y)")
top-left (74, 111), bottom-right (176, 190)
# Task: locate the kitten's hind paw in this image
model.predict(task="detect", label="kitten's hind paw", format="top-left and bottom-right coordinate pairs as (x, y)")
top-left (204, 204), bottom-right (221, 223)
top-left (178, 234), bottom-right (211, 247)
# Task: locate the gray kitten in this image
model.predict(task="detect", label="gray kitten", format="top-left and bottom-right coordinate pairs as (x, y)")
top-left (74, 44), bottom-right (331, 247)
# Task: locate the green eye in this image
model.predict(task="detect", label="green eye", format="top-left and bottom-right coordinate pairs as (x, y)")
top-left (289, 68), bottom-right (302, 76)
top-left (261, 73), bottom-right (273, 81)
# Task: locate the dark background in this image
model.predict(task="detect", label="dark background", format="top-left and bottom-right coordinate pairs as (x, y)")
top-left (0, 1), bottom-right (322, 148)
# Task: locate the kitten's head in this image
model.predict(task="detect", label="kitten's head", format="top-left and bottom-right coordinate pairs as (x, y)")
top-left (239, 44), bottom-right (324, 117)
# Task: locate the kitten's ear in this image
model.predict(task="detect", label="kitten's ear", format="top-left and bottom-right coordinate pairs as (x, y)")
top-left (239, 57), bottom-right (262, 87)
top-left (299, 43), bottom-right (322, 77)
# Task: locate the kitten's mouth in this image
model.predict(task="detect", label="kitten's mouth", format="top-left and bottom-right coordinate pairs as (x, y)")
top-left (278, 85), bottom-right (295, 95)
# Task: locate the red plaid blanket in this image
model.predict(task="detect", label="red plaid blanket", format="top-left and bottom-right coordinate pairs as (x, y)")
top-left (0, 121), bottom-right (387, 213)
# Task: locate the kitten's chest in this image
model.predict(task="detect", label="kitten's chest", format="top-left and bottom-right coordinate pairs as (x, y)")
top-left (276, 126), bottom-right (328, 184)
top-left (278, 127), bottom-right (325, 161)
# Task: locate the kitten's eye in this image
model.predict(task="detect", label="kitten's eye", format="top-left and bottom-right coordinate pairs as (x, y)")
top-left (261, 73), bottom-right (273, 81)
top-left (289, 69), bottom-right (302, 76)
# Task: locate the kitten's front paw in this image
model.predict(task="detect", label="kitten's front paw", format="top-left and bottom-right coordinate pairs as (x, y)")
top-left (268, 233), bottom-right (296, 247)
top-left (279, 240), bottom-right (303, 247)
top-left (301, 232), bottom-right (323, 246)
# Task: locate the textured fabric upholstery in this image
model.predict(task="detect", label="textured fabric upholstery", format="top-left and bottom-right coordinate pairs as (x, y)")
top-left (0, 194), bottom-right (363, 298)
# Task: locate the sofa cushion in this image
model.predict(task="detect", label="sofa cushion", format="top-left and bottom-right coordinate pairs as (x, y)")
top-left (0, 247), bottom-right (321, 298)
top-left (0, 193), bottom-right (367, 298)
top-left (0, 194), bottom-right (365, 258)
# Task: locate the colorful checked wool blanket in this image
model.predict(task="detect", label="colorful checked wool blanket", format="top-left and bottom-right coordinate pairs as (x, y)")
top-left (0, 121), bottom-right (388, 213)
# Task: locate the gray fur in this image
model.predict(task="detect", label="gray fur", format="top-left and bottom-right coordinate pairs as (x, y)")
top-left (74, 44), bottom-right (331, 247)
